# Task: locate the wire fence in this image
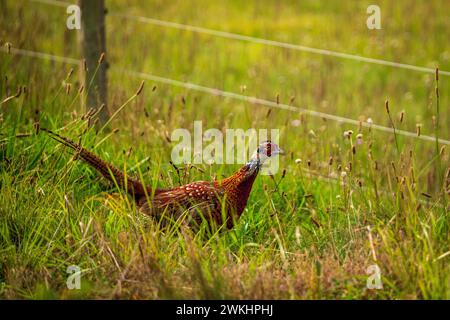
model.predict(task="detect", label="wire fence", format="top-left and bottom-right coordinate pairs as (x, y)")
top-left (3, 47), bottom-right (449, 146)
top-left (2, 0), bottom-right (448, 146)
top-left (31, 0), bottom-right (450, 76)
top-left (111, 13), bottom-right (450, 77)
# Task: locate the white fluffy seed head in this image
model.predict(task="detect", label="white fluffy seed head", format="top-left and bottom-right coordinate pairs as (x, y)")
top-left (343, 130), bottom-right (353, 138)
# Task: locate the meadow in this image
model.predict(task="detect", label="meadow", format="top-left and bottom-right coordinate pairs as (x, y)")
top-left (0, 0), bottom-right (449, 299)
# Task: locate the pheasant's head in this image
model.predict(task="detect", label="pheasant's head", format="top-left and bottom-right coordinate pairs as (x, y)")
top-left (246, 140), bottom-right (284, 173)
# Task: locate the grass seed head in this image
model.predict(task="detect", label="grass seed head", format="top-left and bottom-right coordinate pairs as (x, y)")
top-left (14, 86), bottom-right (22, 98)
top-left (98, 52), bottom-right (106, 64)
top-left (5, 42), bottom-right (11, 54)
top-left (289, 96), bottom-right (295, 104)
top-left (34, 122), bottom-right (40, 134)
top-left (136, 81), bottom-right (145, 96)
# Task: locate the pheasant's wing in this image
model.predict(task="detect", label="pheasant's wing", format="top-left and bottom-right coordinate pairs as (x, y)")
top-left (138, 181), bottom-right (228, 226)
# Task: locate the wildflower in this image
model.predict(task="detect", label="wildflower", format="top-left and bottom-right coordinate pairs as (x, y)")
top-left (343, 130), bottom-right (353, 139)
top-left (291, 119), bottom-right (301, 127)
top-left (356, 133), bottom-right (363, 145)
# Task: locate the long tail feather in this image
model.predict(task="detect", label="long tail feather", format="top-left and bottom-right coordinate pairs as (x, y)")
top-left (41, 128), bottom-right (148, 198)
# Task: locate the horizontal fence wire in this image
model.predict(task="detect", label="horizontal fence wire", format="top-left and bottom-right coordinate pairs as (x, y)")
top-left (3, 47), bottom-right (81, 65)
top-left (30, 0), bottom-right (450, 77)
top-left (2, 47), bottom-right (449, 145)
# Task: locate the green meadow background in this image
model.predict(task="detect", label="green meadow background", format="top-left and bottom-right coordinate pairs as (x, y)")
top-left (0, 0), bottom-right (448, 299)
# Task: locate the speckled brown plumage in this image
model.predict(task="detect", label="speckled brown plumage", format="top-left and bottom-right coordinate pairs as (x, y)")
top-left (43, 129), bottom-right (282, 230)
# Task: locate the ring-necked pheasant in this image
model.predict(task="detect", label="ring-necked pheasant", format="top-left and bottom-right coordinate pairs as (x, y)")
top-left (42, 129), bottom-right (283, 229)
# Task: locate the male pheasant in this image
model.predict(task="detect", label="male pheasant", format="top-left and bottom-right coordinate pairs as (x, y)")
top-left (42, 129), bottom-right (283, 229)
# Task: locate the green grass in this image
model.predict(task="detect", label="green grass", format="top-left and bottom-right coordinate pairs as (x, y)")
top-left (0, 0), bottom-right (449, 299)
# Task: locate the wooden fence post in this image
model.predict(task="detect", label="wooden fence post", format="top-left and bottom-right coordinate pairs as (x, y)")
top-left (78, 0), bottom-right (109, 126)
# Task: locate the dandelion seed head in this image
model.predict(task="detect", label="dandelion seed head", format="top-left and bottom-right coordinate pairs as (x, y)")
top-left (343, 130), bottom-right (353, 138)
